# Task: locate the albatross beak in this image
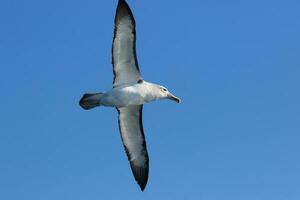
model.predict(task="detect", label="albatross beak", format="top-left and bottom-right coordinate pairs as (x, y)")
top-left (168, 93), bottom-right (181, 103)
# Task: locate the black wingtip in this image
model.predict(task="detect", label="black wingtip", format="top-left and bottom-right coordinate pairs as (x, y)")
top-left (115, 0), bottom-right (135, 25)
top-left (130, 163), bottom-right (149, 191)
top-left (140, 182), bottom-right (147, 191)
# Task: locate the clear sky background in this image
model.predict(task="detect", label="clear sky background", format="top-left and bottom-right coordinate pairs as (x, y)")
top-left (0, 0), bottom-right (299, 199)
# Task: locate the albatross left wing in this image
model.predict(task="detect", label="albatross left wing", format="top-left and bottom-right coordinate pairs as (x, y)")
top-left (117, 105), bottom-right (149, 191)
top-left (112, 0), bottom-right (141, 87)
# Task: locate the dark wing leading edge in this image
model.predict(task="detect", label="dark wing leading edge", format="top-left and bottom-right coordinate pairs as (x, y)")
top-left (117, 105), bottom-right (149, 191)
top-left (112, 0), bottom-right (141, 87)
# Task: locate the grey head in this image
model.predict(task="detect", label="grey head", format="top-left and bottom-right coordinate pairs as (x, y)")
top-left (150, 83), bottom-right (181, 103)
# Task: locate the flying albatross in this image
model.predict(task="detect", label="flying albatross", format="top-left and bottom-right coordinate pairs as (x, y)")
top-left (79, 0), bottom-right (181, 191)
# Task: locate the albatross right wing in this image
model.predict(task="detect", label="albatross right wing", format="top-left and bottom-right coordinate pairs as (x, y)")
top-left (112, 0), bottom-right (141, 87)
top-left (117, 105), bottom-right (149, 191)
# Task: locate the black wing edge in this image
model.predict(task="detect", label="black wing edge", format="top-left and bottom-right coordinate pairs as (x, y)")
top-left (117, 106), bottom-right (149, 191)
top-left (115, 0), bottom-right (136, 26)
top-left (112, 0), bottom-right (140, 86)
top-left (129, 160), bottom-right (149, 191)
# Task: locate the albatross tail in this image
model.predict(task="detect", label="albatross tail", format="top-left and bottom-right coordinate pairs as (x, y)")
top-left (79, 93), bottom-right (104, 110)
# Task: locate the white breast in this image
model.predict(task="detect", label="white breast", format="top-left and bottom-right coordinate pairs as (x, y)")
top-left (101, 82), bottom-right (156, 107)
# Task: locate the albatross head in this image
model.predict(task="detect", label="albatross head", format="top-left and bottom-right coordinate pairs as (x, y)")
top-left (154, 85), bottom-right (181, 103)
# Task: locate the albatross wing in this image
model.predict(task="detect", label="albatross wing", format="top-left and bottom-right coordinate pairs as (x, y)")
top-left (117, 105), bottom-right (149, 191)
top-left (112, 0), bottom-right (141, 87)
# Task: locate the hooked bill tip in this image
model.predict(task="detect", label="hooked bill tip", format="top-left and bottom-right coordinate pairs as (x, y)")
top-left (168, 94), bottom-right (181, 103)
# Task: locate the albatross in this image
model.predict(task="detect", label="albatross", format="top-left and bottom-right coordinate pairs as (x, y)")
top-left (79, 0), bottom-right (181, 191)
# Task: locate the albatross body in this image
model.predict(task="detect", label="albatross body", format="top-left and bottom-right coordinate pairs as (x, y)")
top-left (79, 0), bottom-right (180, 191)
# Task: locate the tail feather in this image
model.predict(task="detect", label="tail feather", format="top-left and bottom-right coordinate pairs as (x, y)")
top-left (79, 93), bottom-right (104, 110)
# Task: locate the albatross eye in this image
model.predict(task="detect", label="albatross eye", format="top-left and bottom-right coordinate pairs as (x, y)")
top-left (162, 88), bottom-right (167, 92)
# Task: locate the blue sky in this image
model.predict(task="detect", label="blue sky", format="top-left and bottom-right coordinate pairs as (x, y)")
top-left (0, 0), bottom-right (300, 199)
